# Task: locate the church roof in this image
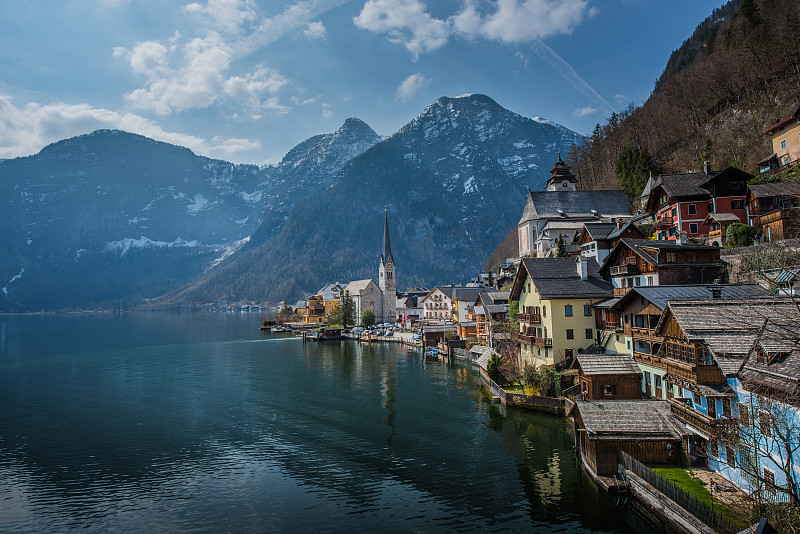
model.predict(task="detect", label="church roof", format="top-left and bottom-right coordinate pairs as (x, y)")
top-left (345, 279), bottom-right (377, 295)
top-left (381, 210), bottom-right (393, 265)
top-left (518, 190), bottom-right (633, 225)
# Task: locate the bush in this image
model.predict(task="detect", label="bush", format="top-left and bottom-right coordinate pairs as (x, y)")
top-left (725, 222), bottom-right (759, 247)
top-left (487, 353), bottom-right (503, 384)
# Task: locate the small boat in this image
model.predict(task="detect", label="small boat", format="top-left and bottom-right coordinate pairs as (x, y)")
top-left (272, 326), bottom-right (286, 333)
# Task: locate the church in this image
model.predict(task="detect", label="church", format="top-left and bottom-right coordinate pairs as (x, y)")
top-left (517, 156), bottom-right (633, 258)
top-left (344, 210), bottom-right (397, 324)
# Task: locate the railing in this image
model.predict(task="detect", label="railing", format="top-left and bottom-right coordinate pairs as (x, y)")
top-left (602, 321), bottom-right (623, 333)
top-left (631, 327), bottom-right (662, 342)
top-left (479, 367), bottom-right (507, 404)
top-left (653, 216), bottom-right (675, 229)
top-left (517, 312), bottom-right (541, 324)
top-left (668, 398), bottom-right (738, 436)
top-left (618, 451), bottom-right (739, 534)
top-left (664, 360), bottom-right (724, 383)
top-left (613, 287), bottom-right (630, 296)
top-left (633, 350), bottom-right (663, 366)
top-left (533, 336), bottom-right (553, 347)
top-left (514, 332), bottom-right (533, 343)
top-left (610, 264), bottom-right (639, 276)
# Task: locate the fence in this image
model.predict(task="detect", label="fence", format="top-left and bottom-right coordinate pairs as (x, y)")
top-left (479, 367), bottom-right (507, 404)
top-left (452, 348), bottom-right (479, 364)
top-left (618, 450), bottom-right (739, 534)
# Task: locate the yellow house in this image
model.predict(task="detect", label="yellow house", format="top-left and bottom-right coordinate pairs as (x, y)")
top-left (509, 258), bottom-right (614, 368)
top-left (303, 295), bottom-right (326, 324)
top-left (764, 105), bottom-right (800, 169)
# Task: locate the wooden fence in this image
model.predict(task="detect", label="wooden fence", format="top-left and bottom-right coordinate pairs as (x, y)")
top-left (618, 450), bottom-right (739, 534)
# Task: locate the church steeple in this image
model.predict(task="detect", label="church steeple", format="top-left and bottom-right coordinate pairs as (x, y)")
top-left (545, 151), bottom-right (578, 191)
top-left (381, 208), bottom-right (393, 266)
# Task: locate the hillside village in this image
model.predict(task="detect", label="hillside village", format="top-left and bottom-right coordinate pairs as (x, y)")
top-left (286, 105), bottom-right (800, 531)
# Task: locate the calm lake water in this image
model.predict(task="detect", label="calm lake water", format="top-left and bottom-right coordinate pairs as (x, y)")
top-left (0, 313), bottom-right (662, 533)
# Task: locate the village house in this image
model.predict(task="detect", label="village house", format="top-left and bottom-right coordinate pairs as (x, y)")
top-left (318, 282), bottom-right (345, 318)
top-left (571, 354), bottom-right (642, 401)
top-left (730, 301), bottom-right (800, 499)
top-left (473, 291), bottom-right (510, 345)
top-left (572, 399), bottom-right (687, 476)
top-left (344, 279), bottom-right (382, 324)
top-left (517, 157), bottom-right (632, 258)
top-left (593, 284), bottom-right (771, 396)
top-left (420, 286), bottom-right (457, 323)
top-left (645, 165), bottom-right (751, 241)
top-left (578, 220), bottom-right (644, 265)
top-left (759, 104), bottom-right (800, 174)
top-left (451, 287), bottom-right (484, 324)
top-left (599, 239), bottom-right (728, 296)
top-left (746, 181), bottom-right (800, 242)
top-left (510, 257), bottom-right (613, 368)
top-left (702, 212), bottom-right (742, 247)
top-left (303, 294), bottom-right (326, 324)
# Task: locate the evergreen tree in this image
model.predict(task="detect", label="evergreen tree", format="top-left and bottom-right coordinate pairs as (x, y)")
top-left (361, 307), bottom-right (376, 327)
top-left (555, 236), bottom-right (566, 258)
top-left (615, 144), bottom-right (660, 199)
top-left (338, 291), bottom-right (356, 328)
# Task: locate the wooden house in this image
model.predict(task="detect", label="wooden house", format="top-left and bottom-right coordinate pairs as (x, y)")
top-left (703, 212), bottom-right (742, 247)
top-left (573, 400), bottom-right (687, 476)
top-left (599, 239), bottom-right (727, 296)
top-left (746, 182), bottom-right (800, 242)
top-left (572, 354), bottom-right (642, 400)
top-left (578, 220), bottom-right (644, 265)
top-left (762, 104), bottom-right (800, 173)
top-left (473, 291), bottom-right (510, 344)
top-left (645, 165), bottom-right (750, 240)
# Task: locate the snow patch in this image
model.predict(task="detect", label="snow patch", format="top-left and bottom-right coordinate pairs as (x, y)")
top-left (1, 287), bottom-right (6, 297)
top-left (105, 237), bottom-right (204, 257)
top-left (532, 116), bottom-right (556, 126)
top-left (454, 93), bottom-right (473, 98)
top-left (241, 190), bottom-right (262, 203)
top-left (9, 268), bottom-right (24, 284)
top-left (463, 176), bottom-right (478, 194)
top-left (186, 194), bottom-right (209, 214)
top-left (75, 249), bottom-right (88, 262)
top-left (26, 238), bottom-right (32, 245)
top-left (209, 236), bottom-right (250, 270)
top-left (235, 217), bottom-right (249, 226)
top-left (513, 140), bottom-right (534, 149)
top-left (128, 217), bottom-right (148, 225)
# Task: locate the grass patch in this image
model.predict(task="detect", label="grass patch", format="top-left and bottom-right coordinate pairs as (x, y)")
top-left (651, 466), bottom-right (741, 523)
top-left (502, 383), bottom-right (537, 396)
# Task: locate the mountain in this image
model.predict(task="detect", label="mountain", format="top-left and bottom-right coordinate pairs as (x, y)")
top-left (248, 118), bottom-right (382, 245)
top-left (178, 94), bottom-right (583, 304)
top-left (0, 120), bottom-right (382, 311)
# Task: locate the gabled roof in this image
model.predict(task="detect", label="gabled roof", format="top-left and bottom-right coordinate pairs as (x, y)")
top-left (518, 190), bottom-right (633, 225)
top-left (480, 291), bottom-right (510, 305)
top-left (451, 286), bottom-right (484, 303)
top-left (748, 181), bottom-right (800, 199)
top-left (345, 279), bottom-right (378, 295)
top-left (580, 222), bottom-right (619, 242)
top-left (319, 282), bottom-right (346, 300)
top-left (611, 283), bottom-right (770, 312)
top-left (575, 400), bottom-right (687, 440)
top-left (600, 239), bottom-right (723, 275)
top-left (702, 212), bottom-right (741, 224)
top-left (573, 354), bottom-right (641, 376)
top-left (510, 258), bottom-right (613, 300)
top-left (607, 220), bottom-right (645, 240)
top-left (655, 298), bottom-right (799, 361)
top-left (764, 105), bottom-right (800, 135)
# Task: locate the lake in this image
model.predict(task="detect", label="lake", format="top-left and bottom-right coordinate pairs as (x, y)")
top-left (0, 312), bottom-right (662, 533)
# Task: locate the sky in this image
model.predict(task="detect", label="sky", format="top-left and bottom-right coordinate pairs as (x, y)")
top-left (0, 0), bottom-right (727, 165)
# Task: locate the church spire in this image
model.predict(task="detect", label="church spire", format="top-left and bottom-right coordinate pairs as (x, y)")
top-left (381, 208), bottom-right (393, 265)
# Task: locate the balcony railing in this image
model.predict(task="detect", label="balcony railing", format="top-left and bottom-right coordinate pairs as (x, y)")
top-left (631, 327), bottom-right (662, 342)
top-left (613, 287), bottom-right (631, 296)
top-left (664, 360), bottom-right (725, 384)
top-left (633, 350), bottom-right (663, 367)
top-left (610, 264), bottom-right (639, 276)
top-left (654, 216), bottom-right (675, 229)
top-left (533, 336), bottom-right (553, 347)
top-left (668, 398), bottom-right (738, 436)
top-left (514, 332), bottom-right (534, 344)
top-left (517, 312), bottom-right (542, 324)
top-left (602, 321), bottom-right (623, 333)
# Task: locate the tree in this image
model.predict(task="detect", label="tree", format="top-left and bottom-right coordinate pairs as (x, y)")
top-left (726, 223), bottom-right (759, 247)
top-left (487, 353), bottom-right (503, 384)
top-left (555, 236), bottom-right (566, 258)
top-left (361, 307), bottom-right (376, 327)
top-left (338, 291), bottom-right (355, 328)
top-left (615, 144), bottom-right (660, 200)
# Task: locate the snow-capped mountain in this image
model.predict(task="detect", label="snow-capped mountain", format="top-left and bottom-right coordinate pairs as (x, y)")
top-left (249, 117), bottom-right (382, 245)
top-left (179, 94), bottom-right (584, 304)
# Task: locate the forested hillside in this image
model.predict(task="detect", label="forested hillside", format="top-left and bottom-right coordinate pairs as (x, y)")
top-left (569, 0), bottom-right (800, 198)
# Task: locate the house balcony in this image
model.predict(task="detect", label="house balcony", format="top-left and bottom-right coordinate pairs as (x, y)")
top-left (533, 336), bottom-right (553, 347)
top-left (654, 216), bottom-right (675, 230)
top-left (664, 359), bottom-right (725, 384)
top-left (631, 328), bottom-right (663, 342)
top-left (514, 332), bottom-right (534, 344)
top-left (602, 321), bottom-right (623, 333)
top-left (633, 351), bottom-right (664, 367)
top-left (610, 264), bottom-right (639, 276)
top-left (668, 398), bottom-right (738, 437)
top-left (517, 312), bottom-right (541, 324)
top-left (709, 228), bottom-right (723, 239)
top-left (613, 287), bottom-right (631, 296)
top-left (306, 305), bottom-right (325, 314)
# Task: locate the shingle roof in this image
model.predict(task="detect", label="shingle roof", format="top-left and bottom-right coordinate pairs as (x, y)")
top-left (575, 400), bottom-right (687, 439)
top-left (607, 220), bottom-right (644, 240)
top-left (748, 181), bottom-right (800, 199)
top-left (601, 239), bottom-right (724, 273)
top-left (451, 287), bottom-right (484, 303)
top-left (518, 190), bottom-right (632, 225)
top-left (704, 212), bottom-right (742, 223)
top-left (614, 283), bottom-right (771, 311)
top-left (581, 222), bottom-right (619, 241)
top-left (520, 258), bottom-right (614, 299)
top-left (345, 279), bottom-right (377, 295)
top-left (654, 173), bottom-right (712, 199)
top-left (575, 354), bottom-right (641, 375)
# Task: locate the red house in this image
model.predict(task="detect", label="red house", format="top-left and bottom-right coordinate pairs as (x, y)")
top-left (645, 165), bottom-right (751, 241)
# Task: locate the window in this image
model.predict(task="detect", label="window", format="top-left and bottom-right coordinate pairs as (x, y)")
top-left (694, 392), bottom-right (702, 405)
top-left (627, 340), bottom-right (631, 350)
top-left (543, 306), bottom-right (547, 317)
top-left (688, 204), bottom-right (697, 215)
top-left (731, 199), bottom-right (744, 210)
top-left (726, 446), bottom-right (736, 468)
top-left (739, 403), bottom-right (750, 426)
top-left (585, 328), bottom-right (593, 340)
top-left (565, 305), bottom-right (573, 317)
top-left (764, 469), bottom-right (776, 492)
top-left (647, 276), bottom-right (654, 286)
top-left (760, 412), bottom-right (772, 437)
top-left (781, 139), bottom-right (787, 150)
top-left (602, 384), bottom-right (616, 396)
top-left (566, 329), bottom-right (574, 340)
top-left (584, 305), bottom-right (591, 316)
top-left (689, 223), bottom-right (699, 234)
top-left (665, 252), bottom-right (676, 262)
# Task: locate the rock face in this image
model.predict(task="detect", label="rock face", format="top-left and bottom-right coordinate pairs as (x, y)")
top-left (183, 94), bottom-right (583, 305)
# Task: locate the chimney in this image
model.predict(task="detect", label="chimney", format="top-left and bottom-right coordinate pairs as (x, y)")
top-left (676, 231), bottom-right (687, 245)
top-left (576, 257), bottom-right (588, 280)
top-left (703, 161), bottom-right (712, 175)
top-left (709, 286), bottom-right (722, 299)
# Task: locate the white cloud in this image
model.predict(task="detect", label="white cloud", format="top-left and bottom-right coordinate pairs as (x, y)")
top-left (185, 0), bottom-right (258, 34)
top-left (354, 0), bottom-right (450, 60)
top-left (304, 21), bottom-right (327, 39)
top-left (456, 0), bottom-right (592, 43)
top-left (321, 102), bottom-right (333, 118)
top-left (572, 106), bottom-right (597, 117)
top-left (0, 94), bottom-right (259, 160)
top-left (395, 73), bottom-right (429, 103)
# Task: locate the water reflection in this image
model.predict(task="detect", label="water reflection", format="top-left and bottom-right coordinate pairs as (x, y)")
top-left (0, 314), bottom-right (662, 533)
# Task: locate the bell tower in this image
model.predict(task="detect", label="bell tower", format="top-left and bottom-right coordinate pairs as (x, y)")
top-left (379, 209), bottom-right (396, 323)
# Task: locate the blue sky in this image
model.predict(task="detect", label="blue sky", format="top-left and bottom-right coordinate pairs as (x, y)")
top-left (0, 0), bottom-right (726, 164)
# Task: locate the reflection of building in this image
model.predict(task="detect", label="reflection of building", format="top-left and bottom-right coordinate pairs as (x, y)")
top-left (517, 157), bottom-right (632, 258)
